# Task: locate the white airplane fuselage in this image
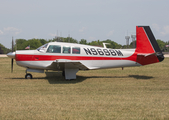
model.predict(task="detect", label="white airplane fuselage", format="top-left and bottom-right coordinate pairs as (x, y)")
top-left (15, 43), bottom-right (140, 71)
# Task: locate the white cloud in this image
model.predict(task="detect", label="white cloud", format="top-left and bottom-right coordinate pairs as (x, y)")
top-left (88, 36), bottom-right (96, 41)
top-left (79, 27), bottom-right (87, 32)
top-left (161, 26), bottom-right (169, 35)
top-left (48, 33), bottom-right (57, 37)
top-left (107, 30), bottom-right (114, 37)
top-left (152, 24), bottom-right (160, 31)
top-left (0, 30), bottom-right (3, 35)
top-left (3, 27), bottom-right (22, 35)
top-left (152, 24), bottom-right (169, 36)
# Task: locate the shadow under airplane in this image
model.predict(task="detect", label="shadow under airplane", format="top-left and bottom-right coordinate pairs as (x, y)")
top-left (6, 71), bottom-right (154, 84)
top-left (45, 72), bottom-right (154, 84)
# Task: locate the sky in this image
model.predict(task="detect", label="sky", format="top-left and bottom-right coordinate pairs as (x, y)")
top-left (0, 0), bottom-right (169, 48)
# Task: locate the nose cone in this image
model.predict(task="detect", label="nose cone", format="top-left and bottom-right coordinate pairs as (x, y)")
top-left (7, 52), bottom-right (15, 59)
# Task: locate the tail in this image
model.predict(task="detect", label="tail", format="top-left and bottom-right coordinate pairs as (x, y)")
top-left (135, 26), bottom-right (164, 65)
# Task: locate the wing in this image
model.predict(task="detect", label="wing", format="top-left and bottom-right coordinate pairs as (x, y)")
top-left (47, 59), bottom-right (89, 71)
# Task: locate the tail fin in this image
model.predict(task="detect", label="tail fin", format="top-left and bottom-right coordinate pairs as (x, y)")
top-left (136, 26), bottom-right (164, 65)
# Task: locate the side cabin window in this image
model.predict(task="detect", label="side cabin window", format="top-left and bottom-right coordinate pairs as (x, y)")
top-left (46, 45), bottom-right (61, 53)
top-left (72, 47), bottom-right (80, 54)
top-left (63, 46), bottom-right (71, 54)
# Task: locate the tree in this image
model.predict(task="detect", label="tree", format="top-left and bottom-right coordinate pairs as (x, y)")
top-left (63, 37), bottom-right (78, 43)
top-left (79, 39), bottom-right (87, 45)
top-left (27, 39), bottom-right (42, 50)
top-left (39, 39), bottom-right (48, 45)
top-left (89, 40), bottom-right (100, 46)
top-left (15, 39), bottom-right (27, 50)
top-left (163, 41), bottom-right (169, 52)
top-left (156, 39), bottom-right (165, 51)
top-left (129, 40), bottom-right (136, 48)
top-left (16, 39), bottom-right (43, 50)
top-left (0, 46), bottom-right (4, 54)
top-left (0, 43), bottom-right (11, 54)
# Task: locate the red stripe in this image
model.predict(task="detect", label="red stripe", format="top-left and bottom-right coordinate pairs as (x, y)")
top-left (136, 27), bottom-right (155, 53)
top-left (15, 54), bottom-right (129, 61)
top-left (15, 53), bottom-right (159, 66)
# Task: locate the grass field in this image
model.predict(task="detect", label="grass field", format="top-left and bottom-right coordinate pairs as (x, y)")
top-left (0, 57), bottom-right (169, 120)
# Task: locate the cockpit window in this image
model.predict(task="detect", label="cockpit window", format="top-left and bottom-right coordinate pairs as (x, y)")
top-left (37, 43), bottom-right (48, 52)
top-left (46, 45), bottom-right (61, 53)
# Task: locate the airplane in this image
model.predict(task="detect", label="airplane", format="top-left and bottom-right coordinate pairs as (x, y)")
top-left (7, 26), bottom-right (164, 80)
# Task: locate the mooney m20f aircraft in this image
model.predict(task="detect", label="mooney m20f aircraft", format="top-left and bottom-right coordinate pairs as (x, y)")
top-left (7, 26), bottom-right (164, 80)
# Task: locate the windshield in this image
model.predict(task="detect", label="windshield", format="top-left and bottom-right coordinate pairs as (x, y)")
top-left (37, 43), bottom-right (48, 51)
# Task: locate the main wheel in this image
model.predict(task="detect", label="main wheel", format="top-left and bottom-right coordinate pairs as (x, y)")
top-left (25, 73), bottom-right (33, 79)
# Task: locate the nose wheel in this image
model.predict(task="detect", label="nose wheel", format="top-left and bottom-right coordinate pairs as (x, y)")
top-left (25, 73), bottom-right (33, 79)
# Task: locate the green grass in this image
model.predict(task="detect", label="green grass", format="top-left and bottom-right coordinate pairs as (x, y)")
top-left (0, 57), bottom-right (169, 120)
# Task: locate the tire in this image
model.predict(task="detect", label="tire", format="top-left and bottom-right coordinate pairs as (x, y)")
top-left (25, 73), bottom-right (33, 79)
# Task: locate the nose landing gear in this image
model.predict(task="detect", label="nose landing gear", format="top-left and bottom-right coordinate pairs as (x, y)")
top-left (25, 69), bottom-right (33, 79)
top-left (25, 73), bottom-right (33, 79)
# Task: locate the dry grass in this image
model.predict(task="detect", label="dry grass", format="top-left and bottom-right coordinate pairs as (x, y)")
top-left (0, 57), bottom-right (169, 120)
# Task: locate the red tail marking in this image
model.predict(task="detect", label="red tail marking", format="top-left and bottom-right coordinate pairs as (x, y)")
top-left (136, 26), bottom-right (155, 53)
top-left (135, 26), bottom-right (160, 65)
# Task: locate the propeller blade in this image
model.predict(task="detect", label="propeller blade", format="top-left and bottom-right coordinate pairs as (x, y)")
top-left (11, 58), bottom-right (13, 73)
top-left (11, 37), bottom-right (14, 73)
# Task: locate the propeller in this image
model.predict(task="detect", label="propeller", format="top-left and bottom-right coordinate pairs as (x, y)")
top-left (7, 37), bottom-right (16, 73)
top-left (11, 37), bottom-right (14, 73)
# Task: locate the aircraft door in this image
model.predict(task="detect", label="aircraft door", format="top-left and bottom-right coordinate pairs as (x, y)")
top-left (91, 48), bottom-right (103, 68)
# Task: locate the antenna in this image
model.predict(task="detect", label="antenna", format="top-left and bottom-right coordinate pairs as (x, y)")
top-left (103, 43), bottom-right (110, 48)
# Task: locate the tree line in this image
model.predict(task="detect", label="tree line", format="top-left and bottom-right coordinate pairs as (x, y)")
top-left (14, 37), bottom-right (123, 50)
top-left (0, 43), bottom-right (11, 54)
top-left (0, 36), bottom-right (169, 54)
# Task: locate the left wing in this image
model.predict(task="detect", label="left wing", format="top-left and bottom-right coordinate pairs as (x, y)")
top-left (48, 59), bottom-right (89, 71)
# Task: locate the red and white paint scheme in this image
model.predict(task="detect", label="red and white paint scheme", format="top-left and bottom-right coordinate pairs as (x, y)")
top-left (7, 26), bottom-right (164, 79)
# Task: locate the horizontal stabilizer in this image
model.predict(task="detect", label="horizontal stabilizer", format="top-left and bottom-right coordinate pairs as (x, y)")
top-left (137, 53), bottom-right (156, 57)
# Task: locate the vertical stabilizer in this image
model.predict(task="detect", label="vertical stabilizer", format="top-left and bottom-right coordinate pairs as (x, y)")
top-left (136, 26), bottom-right (162, 53)
top-left (135, 26), bottom-right (164, 64)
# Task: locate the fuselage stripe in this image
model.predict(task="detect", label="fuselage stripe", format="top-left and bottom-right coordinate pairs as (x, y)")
top-left (15, 54), bottom-right (137, 61)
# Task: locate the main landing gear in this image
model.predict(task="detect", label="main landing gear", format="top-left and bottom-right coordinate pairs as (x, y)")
top-left (62, 71), bottom-right (65, 77)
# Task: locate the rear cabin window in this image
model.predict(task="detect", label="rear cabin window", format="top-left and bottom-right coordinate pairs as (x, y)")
top-left (63, 46), bottom-right (71, 54)
top-left (46, 45), bottom-right (61, 53)
top-left (72, 47), bottom-right (80, 54)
